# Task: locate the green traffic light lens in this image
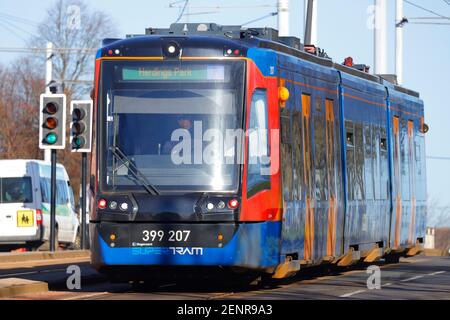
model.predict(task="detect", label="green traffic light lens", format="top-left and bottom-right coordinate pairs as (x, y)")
top-left (45, 133), bottom-right (58, 145)
top-left (73, 136), bottom-right (85, 148)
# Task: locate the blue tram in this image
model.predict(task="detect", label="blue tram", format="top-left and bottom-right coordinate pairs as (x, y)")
top-left (89, 23), bottom-right (427, 280)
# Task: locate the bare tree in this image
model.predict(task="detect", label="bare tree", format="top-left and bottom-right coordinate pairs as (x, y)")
top-left (0, 58), bottom-right (44, 160)
top-left (427, 197), bottom-right (450, 228)
top-left (1, 0), bottom-right (117, 203)
top-left (31, 0), bottom-right (118, 98)
top-left (32, 0), bottom-right (117, 202)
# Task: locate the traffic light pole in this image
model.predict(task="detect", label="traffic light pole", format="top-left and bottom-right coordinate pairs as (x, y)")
top-left (81, 152), bottom-right (87, 249)
top-left (50, 149), bottom-right (57, 252)
top-left (44, 42), bottom-right (53, 163)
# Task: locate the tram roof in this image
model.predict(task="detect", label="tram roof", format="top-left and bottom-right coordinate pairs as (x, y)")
top-left (99, 23), bottom-right (419, 99)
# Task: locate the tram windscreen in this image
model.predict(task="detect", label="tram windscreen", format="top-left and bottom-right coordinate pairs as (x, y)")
top-left (100, 60), bottom-right (245, 193)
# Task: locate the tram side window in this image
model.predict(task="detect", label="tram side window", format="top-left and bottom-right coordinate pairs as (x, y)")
top-left (325, 99), bottom-right (336, 196)
top-left (415, 135), bottom-right (426, 201)
top-left (354, 123), bottom-right (365, 200)
top-left (247, 89), bottom-right (271, 197)
top-left (373, 126), bottom-right (381, 200)
top-left (280, 109), bottom-right (293, 201)
top-left (301, 94), bottom-right (313, 200)
top-left (364, 124), bottom-right (374, 201)
top-left (400, 120), bottom-right (411, 200)
top-left (380, 127), bottom-right (388, 200)
top-left (292, 111), bottom-right (303, 201)
top-left (313, 97), bottom-right (328, 201)
top-left (346, 121), bottom-right (356, 201)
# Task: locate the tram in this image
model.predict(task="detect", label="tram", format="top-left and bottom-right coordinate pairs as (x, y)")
top-left (89, 23), bottom-right (427, 280)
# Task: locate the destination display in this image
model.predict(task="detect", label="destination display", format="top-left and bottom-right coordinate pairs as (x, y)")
top-left (122, 65), bottom-right (226, 82)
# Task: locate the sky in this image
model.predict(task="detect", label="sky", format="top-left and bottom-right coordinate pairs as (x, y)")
top-left (0, 0), bottom-right (449, 224)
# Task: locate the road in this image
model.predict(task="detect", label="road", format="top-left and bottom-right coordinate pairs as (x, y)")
top-left (1, 255), bottom-right (449, 300)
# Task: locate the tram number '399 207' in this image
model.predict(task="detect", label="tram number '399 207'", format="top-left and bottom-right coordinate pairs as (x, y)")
top-left (142, 230), bottom-right (191, 243)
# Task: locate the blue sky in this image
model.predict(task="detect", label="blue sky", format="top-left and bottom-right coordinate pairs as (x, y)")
top-left (0, 0), bottom-right (449, 223)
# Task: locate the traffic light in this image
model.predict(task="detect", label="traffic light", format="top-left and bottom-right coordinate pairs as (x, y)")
top-left (70, 100), bottom-right (93, 153)
top-left (39, 94), bottom-right (67, 150)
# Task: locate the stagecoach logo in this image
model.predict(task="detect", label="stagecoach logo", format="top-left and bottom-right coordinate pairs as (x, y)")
top-left (170, 247), bottom-right (204, 256)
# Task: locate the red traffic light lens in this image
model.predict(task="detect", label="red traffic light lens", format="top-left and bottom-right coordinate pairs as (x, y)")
top-left (44, 102), bottom-right (58, 115)
top-left (44, 117), bottom-right (58, 130)
top-left (72, 122), bottom-right (85, 135)
top-left (72, 108), bottom-right (86, 121)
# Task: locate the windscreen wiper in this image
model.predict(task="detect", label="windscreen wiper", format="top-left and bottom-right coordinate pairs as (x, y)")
top-left (109, 146), bottom-right (160, 196)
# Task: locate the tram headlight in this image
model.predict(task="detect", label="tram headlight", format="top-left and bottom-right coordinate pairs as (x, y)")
top-left (217, 201), bottom-right (226, 210)
top-left (163, 41), bottom-right (181, 58)
top-left (120, 202), bottom-right (129, 211)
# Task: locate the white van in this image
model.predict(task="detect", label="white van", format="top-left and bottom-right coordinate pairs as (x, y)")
top-left (0, 160), bottom-right (80, 251)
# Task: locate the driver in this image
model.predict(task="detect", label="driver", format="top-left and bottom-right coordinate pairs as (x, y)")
top-left (162, 114), bottom-right (196, 155)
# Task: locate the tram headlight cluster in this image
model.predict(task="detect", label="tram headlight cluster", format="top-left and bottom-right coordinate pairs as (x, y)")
top-left (202, 198), bottom-right (240, 212)
top-left (98, 198), bottom-right (132, 213)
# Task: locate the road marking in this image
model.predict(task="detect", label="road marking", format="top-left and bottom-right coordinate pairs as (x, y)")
top-left (340, 290), bottom-right (366, 298)
top-left (209, 292), bottom-right (236, 300)
top-left (63, 292), bottom-right (110, 300)
top-left (400, 275), bottom-right (424, 282)
top-left (339, 269), bottom-right (446, 298)
top-left (402, 258), bottom-right (428, 264)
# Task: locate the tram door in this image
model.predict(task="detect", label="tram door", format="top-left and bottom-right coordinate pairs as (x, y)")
top-left (301, 94), bottom-right (314, 262)
top-left (325, 99), bottom-right (338, 257)
top-left (392, 116), bottom-right (402, 248)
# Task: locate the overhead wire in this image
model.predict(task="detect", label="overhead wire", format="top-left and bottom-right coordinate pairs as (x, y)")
top-left (0, 20), bottom-right (29, 43)
top-left (427, 156), bottom-right (450, 160)
top-left (404, 0), bottom-right (450, 19)
top-left (242, 12), bottom-right (278, 26)
top-left (409, 22), bottom-right (450, 25)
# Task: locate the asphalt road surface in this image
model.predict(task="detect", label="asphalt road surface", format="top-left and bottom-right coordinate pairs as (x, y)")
top-left (1, 255), bottom-right (449, 300)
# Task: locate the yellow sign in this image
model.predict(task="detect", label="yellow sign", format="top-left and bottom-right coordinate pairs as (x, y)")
top-left (17, 210), bottom-right (34, 228)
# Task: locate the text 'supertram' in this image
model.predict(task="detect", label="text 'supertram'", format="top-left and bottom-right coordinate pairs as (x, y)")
top-left (89, 23), bottom-right (427, 281)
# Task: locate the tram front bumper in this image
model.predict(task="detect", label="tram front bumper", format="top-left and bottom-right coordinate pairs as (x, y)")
top-left (89, 221), bottom-right (281, 270)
